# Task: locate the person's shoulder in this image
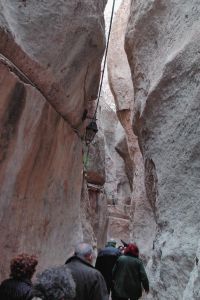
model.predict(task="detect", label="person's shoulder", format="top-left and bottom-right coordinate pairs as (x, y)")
top-left (0, 278), bottom-right (16, 289)
top-left (98, 246), bottom-right (121, 256)
top-left (0, 278), bottom-right (32, 297)
top-left (118, 254), bottom-right (126, 260)
top-left (118, 254), bottom-right (137, 262)
top-left (91, 267), bottom-right (106, 280)
top-left (0, 278), bottom-right (12, 285)
top-left (125, 255), bottom-right (143, 266)
top-left (97, 247), bottom-right (108, 256)
top-left (113, 248), bottom-right (121, 255)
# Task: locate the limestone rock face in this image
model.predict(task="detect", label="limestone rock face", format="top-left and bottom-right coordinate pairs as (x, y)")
top-left (85, 132), bottom-right (106, 186)
top-left (0, 0), bottom-right (107, 280)
top-left (108, 0), bottom-right (156, 259)
top-left (98, 101), bottom-right (119, 201)
top-left (80, 178), bottom-right (108, 250)
top-left (126, 1), bottom-right (200, 299)
top-left (82, 118), bottom-right (108, 249)
top-left (108, 0), bottom-right (133, 111)
top-left (107, 124), bottom-right (132, 243)
top-left (0, 62), bottom-right (83, 278)
top-left (0, 0), bottom-right (107, 127)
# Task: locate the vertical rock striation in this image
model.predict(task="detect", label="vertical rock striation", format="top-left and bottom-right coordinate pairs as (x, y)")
top-left (0, 0), bottom-right (107, 280)
top-left (126, 1), bottom-right (200, 299)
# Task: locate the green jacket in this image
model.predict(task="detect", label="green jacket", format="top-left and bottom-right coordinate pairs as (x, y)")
top-left (112, 255), bottom-right (149, 299)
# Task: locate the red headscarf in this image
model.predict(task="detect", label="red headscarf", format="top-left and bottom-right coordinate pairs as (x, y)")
top-left (124, 243), bottom-right (139, 257)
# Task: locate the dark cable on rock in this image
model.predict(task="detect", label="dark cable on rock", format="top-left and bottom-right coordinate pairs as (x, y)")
top-left (93, 0), bottom-right (116, 118)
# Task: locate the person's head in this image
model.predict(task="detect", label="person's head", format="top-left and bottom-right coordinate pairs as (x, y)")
top-left (10, 253), bottom-right (38, 280)
top-left (33, 265), bottom-right (75, 300)
top-left (105, 238), bottom-right (117, 248)
top-left (74, 243), bottom-right (93, 264)
top-left (124, 243), bottom-right (139, 257)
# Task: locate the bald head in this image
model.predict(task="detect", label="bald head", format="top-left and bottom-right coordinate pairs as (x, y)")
top-left (74, 243), bottom-right (93, 264)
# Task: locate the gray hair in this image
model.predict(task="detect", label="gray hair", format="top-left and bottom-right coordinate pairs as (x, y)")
top-left (74, 243), bottom-right (93, 258)
top-left (33, 265), bottom-right (76, 300)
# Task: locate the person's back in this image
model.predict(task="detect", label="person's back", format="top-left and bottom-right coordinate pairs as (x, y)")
top-left (0, 278), bottom-right (33, 300)
top-left (0, 253), bottom-right (38, 300)
top-left (95, 242), bottom-right (121, 293)
top-left (65, 242), bottom-right (109, 300)
top-left (112, 244), bottom-right (149, 300)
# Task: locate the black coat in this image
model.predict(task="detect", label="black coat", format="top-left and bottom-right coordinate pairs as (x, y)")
top-left (65, 255), bottom-right (109, 300)
top-left (95, 246), bottom-right (121, 293)
top-left (0, 278), bottom-right (33, 300)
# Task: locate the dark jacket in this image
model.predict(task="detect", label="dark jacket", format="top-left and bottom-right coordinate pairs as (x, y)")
top-left (95, 246), bottom-right (121, 293)
top-left (65, 255), bottom-right (109, 300)
top-left (112, 254), bottom-right (149, 299)
top-left (0, 278), bottom-right (33, 300)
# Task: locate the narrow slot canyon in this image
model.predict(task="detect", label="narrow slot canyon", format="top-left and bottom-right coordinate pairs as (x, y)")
top-left (0, 1), bottom-right (200, 299)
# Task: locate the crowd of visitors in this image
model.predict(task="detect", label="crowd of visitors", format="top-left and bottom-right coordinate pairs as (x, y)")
top-left (0, 240), bottom-right (149, 300)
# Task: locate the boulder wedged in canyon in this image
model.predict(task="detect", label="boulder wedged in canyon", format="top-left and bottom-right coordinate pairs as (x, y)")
top-left (125, 1), bottom-right (200, 299)
top-left (0, 0), bottom-right (108, 280)
top-left (108, 0), bottom-right (156, 258)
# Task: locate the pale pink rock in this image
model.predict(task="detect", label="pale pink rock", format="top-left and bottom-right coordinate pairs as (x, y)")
top-left (126, 0), bottom-right (200, 298)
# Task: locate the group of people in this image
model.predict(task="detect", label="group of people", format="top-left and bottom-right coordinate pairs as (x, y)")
top-left (0, 240), bottom-right (149, 300)
top-left (95, 239), bottom-right (149, 300)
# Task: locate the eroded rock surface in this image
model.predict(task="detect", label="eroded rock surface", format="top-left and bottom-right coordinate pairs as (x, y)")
top-left (0, 0), bottom-right (107, 280)
top-left (0, 62), bottom-right (83, 278)
top-left (108, 0), bottom-right (156, 259)
top-left (98, 99), bottom-right (133, 244)
top-left (126, 1), bottom-right (200, 299)
top-left (0, 0), bottom-right (107, 127)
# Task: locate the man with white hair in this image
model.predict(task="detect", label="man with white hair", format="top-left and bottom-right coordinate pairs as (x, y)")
top-left (65, 242), bottom-right (109, 300)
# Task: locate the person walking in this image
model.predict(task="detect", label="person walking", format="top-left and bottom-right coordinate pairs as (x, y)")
top-left (33, 265), bottom-right (76, 300)
top-left (65, 242), bottom-right (109, 300)
top-left (112, 243), bottom-right (149, 300)
top-left (0, 253), bottom-right (38, 300)
top-left (95, 239), bottom-right (121, 295)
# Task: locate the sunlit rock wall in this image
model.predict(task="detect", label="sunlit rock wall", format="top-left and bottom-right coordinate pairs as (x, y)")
top-left (0, 0), bottom-right (107, 280)
top-left (125, 1), bottom-right (200, 299)
top-left (108, 0), bottom-right (156, 258)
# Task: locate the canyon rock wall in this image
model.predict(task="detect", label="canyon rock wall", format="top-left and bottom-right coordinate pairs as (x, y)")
top-left (82, 118), bottom-right (108, 250)
top-left (98, 100), bottom-right (132, 244)
top-left (0, 0), bottom-right (107, 280)
top-left (125, 1), bottom-right (200, 299)
top-left (0, 0), bottom-right (107, 126)
top-left (108, 0), bottom-right (156, 258)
